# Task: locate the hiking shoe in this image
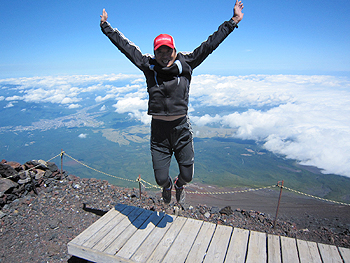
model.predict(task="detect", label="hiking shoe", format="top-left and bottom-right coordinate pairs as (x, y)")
top-left (162, 181), bottom-right (172, 204)
top-left (174, 178), bottom-right (185, 203)
top-left (175, 185), bottom-right (185, 203)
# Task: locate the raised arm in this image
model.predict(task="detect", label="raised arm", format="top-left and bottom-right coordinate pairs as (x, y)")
top-left (182, 0), bottom-right (245, 70)
top-left (100, 9), bottom-right (150, 71)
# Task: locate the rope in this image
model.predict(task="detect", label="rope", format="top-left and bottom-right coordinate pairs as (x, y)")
top-left (186, 185), bottom-right (276, 195)
top-left (63, 153), bottom-right (136, 184)
top-left (139, 178), bottom-right (161, 190)
top-left (282, 186), bottom-right (350, 207)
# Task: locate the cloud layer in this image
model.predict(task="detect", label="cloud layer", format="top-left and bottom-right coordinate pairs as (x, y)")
top-left (190, 75), bottom-right (350, 177)
top-left (1, 73), bottom-right (350, 177)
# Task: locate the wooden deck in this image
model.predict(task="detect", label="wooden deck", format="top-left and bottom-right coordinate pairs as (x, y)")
top-left (68, 204), bottom-right (350, 263)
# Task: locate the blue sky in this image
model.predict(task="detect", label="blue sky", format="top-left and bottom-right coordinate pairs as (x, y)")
top-left (1, 0), bottom-right (350, 77)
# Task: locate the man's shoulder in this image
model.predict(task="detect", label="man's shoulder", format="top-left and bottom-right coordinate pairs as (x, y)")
top-left (143, 53), bottom-right (155, 59)
top-left (177, 51), bottom-right (194, 62)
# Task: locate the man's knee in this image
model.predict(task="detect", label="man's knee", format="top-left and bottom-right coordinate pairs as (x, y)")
top-left (178, 164), bottom-right (194, 186)
top-left (154, 169), bottom-right (171, 188)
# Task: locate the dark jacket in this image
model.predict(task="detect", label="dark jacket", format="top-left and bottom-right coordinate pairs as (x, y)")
top-left (101, 20), bottom-right (237, 116)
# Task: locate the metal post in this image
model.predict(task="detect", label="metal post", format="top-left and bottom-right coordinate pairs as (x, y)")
top-left (60, 149), bottom-right (64, 174)
top-left (138, 174), bottom-right (142, 199)
top-left (274, 180), bottom-right (284, 227)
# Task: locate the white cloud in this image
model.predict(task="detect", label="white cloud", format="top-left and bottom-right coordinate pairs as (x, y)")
top-left (129, 110), bottom-right (152, 124)
top-left (4, 102), bottom-right (15, 108)
top-left (0, 74), bottom-right (143, 106)
top-left (113, 97), bottom-right (147, 113)
top-left (68, 104), bottom-right (81, 109)
top-left (189, 74), bottom-right (350, 108)
top-left (113, 96), bottom-right (150, 124)
top-left (95, 94), bottom-right (116, 102)
top-left (191, 114), bottom-right (222, 126)
top-left (100, 105), bottom-right (106, 111)
top-left (6, 95), bottom-right (22, 101)
top-left (61, 97), bottom-right (81, 104)
top-left (78, 133), bottom-right (87, 139)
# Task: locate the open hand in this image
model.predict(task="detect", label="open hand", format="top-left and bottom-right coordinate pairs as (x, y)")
top-left (233, 0), bottom-right (244, 23)
top-left (100, 9), bottom-right (108, 23)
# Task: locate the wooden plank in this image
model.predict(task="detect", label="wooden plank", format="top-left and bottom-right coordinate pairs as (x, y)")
top-left (68, 242), bottom-right (135, 263)
top-left (104, 209), bottom-right (153, 255)
top-left (246, 230), bottom-right (267, 263)
top-left (280, 236), bottom-right (299, 263)
top-left (161, 218), bottom-right (203, 263)
top-left (93, 206), bottom-right (144, 252)
top-left (146, 216), bottom-right (187, 263)
top-left (267, 234), bottom-right (281, 263)
top-left (225, 227), bottom-right (249, 263)
top-left (83, 205), bottom-right (136, 249)
top-left (339, 247), bottom-right (350, 263)
top-left (117, 211), bottom-right (166, 259)
top-left (131, 214), bottom-right (176, 262)
top-left (69, 205), bottom-right (126, 246)
top-left (204, 224), bottom-right (232, 263)
top-left (318, 243), bottom-right (343, 263)
top-left (185, 221), bottom-right (216, 263)
top-left (297, 239), bottom-right (322, 263)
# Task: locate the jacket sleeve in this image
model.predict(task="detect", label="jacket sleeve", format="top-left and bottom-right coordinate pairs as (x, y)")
top-left (183, 20), bottom-right (237, 70)
top-left (100, 22), bottom-right (150, 70)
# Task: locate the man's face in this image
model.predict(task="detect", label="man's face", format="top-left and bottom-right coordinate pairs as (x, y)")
top-left (154, 46), bottom-right (177, 67)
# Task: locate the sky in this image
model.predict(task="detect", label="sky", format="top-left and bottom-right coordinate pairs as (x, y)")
top-left (1, 1), bottom-right (350, 178)
top-left (1, 0), bottom-right (350, 77)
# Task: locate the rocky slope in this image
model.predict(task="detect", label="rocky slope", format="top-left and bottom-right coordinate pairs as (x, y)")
top-left (0, 160), bottom-right (349, 262)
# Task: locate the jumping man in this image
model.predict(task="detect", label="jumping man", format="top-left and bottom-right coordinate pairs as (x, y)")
top-left (100, 0), bottom-right (244, 204)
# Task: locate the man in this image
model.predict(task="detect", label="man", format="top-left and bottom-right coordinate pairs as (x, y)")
top-left (100, 1), bottom-right (244, 204)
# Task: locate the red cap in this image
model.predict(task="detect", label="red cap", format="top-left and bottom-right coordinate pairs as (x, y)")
top-left (153, 34), bottom-right (175, 51)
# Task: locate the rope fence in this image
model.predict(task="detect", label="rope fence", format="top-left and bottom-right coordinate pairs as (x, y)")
top-left (58, 150), bottom-right (350, 207)
top-left (2, 150), bottom-right (349, 208)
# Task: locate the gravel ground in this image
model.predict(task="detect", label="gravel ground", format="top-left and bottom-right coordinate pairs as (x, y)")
top-left (0, 173), bottom-right (349, 263)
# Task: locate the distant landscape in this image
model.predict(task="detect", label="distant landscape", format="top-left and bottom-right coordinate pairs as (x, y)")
top-left (1, 99), bottom-right (350, 203)
top-left (1, 74), bottom-right (350, 205)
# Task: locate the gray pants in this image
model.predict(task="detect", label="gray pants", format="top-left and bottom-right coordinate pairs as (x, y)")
top-left (150, 116), bottom-right (194, 188)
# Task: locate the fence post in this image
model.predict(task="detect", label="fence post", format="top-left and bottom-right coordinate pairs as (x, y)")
top-left (138, 174), bottom-right (142, 199)
top-left (60, 149), bottom-right (64, 174)
top-left (273, 180), bottom-right (284, 227)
